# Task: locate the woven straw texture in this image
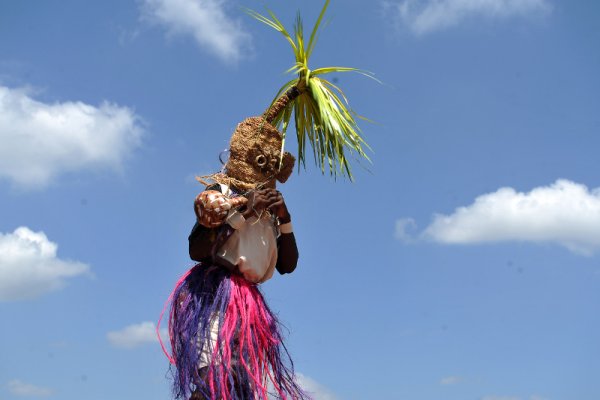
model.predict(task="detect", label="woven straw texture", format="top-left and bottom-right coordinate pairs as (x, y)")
top-left (224, 116), bottom-right (295, 189)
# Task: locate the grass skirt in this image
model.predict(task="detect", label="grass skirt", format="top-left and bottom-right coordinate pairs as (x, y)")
top-left (166, 263), bottom-right (309, 400)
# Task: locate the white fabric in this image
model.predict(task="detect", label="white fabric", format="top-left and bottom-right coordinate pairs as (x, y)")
top-left (219, 183), bottom-right (232, 197)
top-left (225, 209), bottom-right (245, 230)
top-left (217, 215), bottom-right (279, 283)
top-left (197, 313), bottom-right (220, 368)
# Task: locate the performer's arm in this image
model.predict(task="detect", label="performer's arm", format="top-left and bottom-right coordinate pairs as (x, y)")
top-left (276, 229), bottom-right (299, 274)
top-left (266, 191), bottom-right (299, 274)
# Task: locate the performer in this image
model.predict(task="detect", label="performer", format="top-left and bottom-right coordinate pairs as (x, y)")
top-left (168, 113), bottom-right (307, 399)
top-left (160, 1), bottom-right (373, 399)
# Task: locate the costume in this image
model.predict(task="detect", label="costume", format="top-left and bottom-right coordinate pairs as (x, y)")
top-left (159, 2), bottom-right (372, 399)
top-left (166, 183), bottom-right (304, 400)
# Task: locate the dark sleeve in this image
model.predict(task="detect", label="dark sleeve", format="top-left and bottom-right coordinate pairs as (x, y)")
top-left (188, 222), bottom-right (216, 262)
top-left (275, 232), bottom-right (299, 275)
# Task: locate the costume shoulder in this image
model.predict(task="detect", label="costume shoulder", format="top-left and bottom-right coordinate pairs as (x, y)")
top-left (189, 184), bottom-right (238, 262)
top-left (194, 184), bottom-right (244, 229)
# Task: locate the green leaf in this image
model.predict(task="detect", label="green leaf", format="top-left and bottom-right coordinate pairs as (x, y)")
top-left (247, 1), bottom-right (376, 179)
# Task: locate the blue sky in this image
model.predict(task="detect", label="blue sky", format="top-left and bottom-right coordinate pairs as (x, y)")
top-left (1, 1), bottom-right (599, 399)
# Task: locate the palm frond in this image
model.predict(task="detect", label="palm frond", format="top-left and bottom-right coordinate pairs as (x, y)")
top-left (248, 0), bottom-right (374, 179)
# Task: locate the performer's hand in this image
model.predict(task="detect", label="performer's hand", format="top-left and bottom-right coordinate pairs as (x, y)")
top-left (242, 189), bottom-right (279, 218)
top-left (265, 189), bottom-right (291, 223)
top-left (242, 189), bottom-right (291, 223)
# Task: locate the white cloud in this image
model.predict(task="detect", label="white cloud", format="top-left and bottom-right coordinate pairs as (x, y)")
top-left (107, 321), bottom-right (167, 349)
top-left (0, 227), bottom-right (91, 301)
top-left (440, 375), bottom-right (463, 385)
top-left (385, 0), bottom-right (552, 35)
top-left (419, 180), bottom-right (600, 255)
top-left (295, 374), bottom-right (338, 400)
top-left (8, 380), bottom-right (54, 397)
top-left (140, 0), bottom-right (251, 63)
top-left (395, 217), bottom-right (417, 243)
top-left (0, 85), bottom-right (143, 188)
top-left (395, 180), bottom-right (600, 256)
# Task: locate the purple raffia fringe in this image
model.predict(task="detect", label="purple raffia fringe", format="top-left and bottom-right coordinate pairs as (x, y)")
top-left (166, 263), bottom-right (310, 400)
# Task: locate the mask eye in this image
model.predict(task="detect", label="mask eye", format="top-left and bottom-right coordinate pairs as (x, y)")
top-left (255, 154), bottom-right (267, 168)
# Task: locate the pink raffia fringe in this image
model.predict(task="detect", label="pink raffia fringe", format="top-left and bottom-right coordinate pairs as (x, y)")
top-left (159, 264), bottom-right (309, 400)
